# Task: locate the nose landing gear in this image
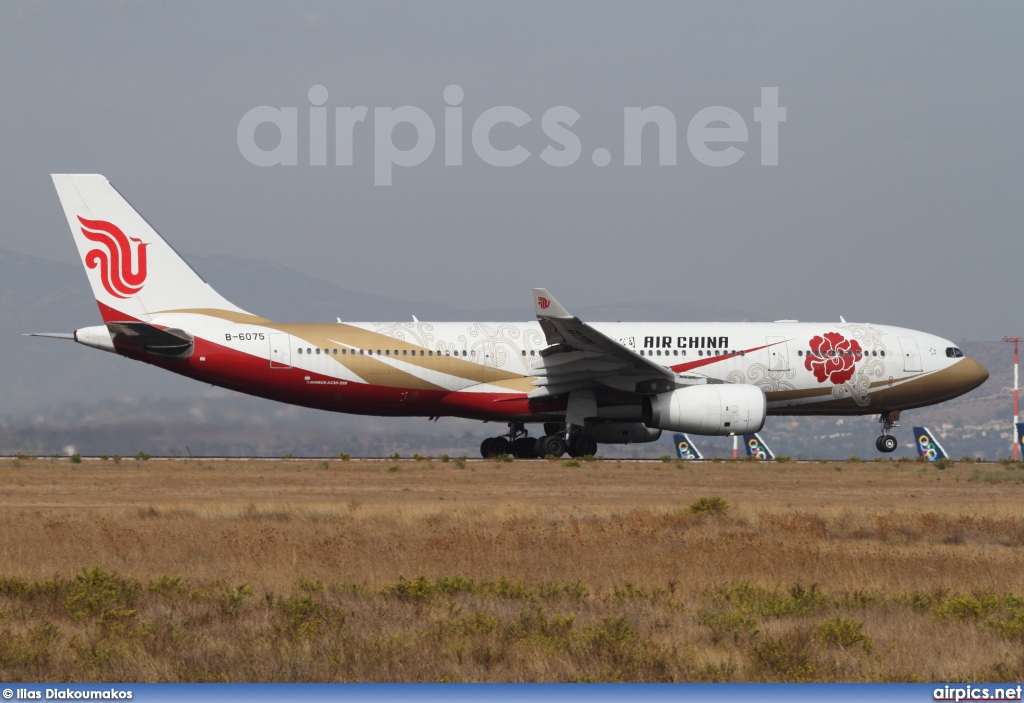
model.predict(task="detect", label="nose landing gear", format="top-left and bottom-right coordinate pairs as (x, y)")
top-left (876, 411), bottom-right (900, 453)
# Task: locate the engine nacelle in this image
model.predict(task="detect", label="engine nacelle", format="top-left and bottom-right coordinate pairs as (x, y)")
top-left (581, 422), bottom-right (662, 444)
top-left (642, 384), bottom-right (766, 436)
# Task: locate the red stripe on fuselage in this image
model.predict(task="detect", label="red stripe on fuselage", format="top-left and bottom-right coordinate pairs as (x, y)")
top-left (668, 341), bottom-right (778, 374)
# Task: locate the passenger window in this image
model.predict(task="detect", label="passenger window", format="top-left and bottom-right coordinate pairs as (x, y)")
top-left (429, 351), bottom-right (433, 356)
top-left (698, 350), bottom-right (703, 357)
top-left (798, 350), bottom-right (803, 356)
top-left (522, 350), bottom-right (526, 356)
top-left (880, 351), bottom-right (885, 357)
top-left (308, 348), bottom-right (312, 355)
top-left (316, 348), bottom-right (321, 355)
top-left (298, 348), bottom-right (303, 354)
top-left (530, 350), bottom-right (536, 356)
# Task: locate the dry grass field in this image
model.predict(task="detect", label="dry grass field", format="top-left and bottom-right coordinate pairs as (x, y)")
top-left (0, 455), bottom-right (1023, 682)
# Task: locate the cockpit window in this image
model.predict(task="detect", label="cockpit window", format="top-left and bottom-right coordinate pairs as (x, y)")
top-left (946, 347), bottom-right (964, 358)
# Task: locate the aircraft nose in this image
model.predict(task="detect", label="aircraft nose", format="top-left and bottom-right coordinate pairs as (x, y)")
top-left (956, 357), bottom-right (989, 392)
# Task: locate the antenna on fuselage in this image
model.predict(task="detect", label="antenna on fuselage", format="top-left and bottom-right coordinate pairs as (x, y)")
top-left (412, 315), bottom-right (419, 323)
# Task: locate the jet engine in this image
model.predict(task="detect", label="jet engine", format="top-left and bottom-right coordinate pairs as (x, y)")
top-left (642, 384), bottom-right (766, 436)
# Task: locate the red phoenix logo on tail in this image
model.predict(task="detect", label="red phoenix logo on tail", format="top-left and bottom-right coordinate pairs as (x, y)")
top-left (537, 297), bottom-right (551, 309)
top-left (78, 216), bottom-right (149, 299)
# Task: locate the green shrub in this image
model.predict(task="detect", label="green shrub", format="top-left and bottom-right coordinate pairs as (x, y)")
top-left (934, 458), bottom-right (955, 470)
top-left (748, 627), bottom-right (816, 681)
top-left (933, 593), bottom-right (1000, 621)
top-left (338, 451), bottom-right (351, 460)
top-left (697, 609), bottom-right (759, 643)
top-left (65, 567), bottom-right (142, 619)
top-left (813, 616), bottom-right (873, 652)
top-left (70, 453), bottom-right (82, 464)
top-left (688, 496), bottom-right (728, 517)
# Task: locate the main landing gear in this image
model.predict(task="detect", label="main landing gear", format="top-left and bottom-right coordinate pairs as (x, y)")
top-left (481, 423), bottom-right (539, 459)
top-left (875, 411), bottom-right (900, 453)
top-left (479, 423), bottom-right (599, 459)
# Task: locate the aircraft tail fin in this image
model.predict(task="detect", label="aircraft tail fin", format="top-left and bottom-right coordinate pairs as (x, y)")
top-left (912, 426), bottom-right (948, 461)
top-left (1018, 423), bottom-right (1024, 459)
top-left (51, 174), bottom-right (251, 323)
top-left (673, 433), bottom-right (703, 460)
top-left (743, 433), bottom-right (775, 460)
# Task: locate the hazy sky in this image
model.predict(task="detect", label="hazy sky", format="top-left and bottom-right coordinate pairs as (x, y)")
top-left (2, 1), bottom-right (1021, 341)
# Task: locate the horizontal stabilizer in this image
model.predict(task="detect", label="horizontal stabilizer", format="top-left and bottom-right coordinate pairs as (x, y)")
top-left (106, 322), bottom-right (194, 359)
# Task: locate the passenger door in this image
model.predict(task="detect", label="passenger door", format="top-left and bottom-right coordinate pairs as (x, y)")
top-left (268, 333), bottom-right (291, 368)
top-left (765, 336), bottom-right (790, 371)
top-left (898, 336), bottom-right (922, 373)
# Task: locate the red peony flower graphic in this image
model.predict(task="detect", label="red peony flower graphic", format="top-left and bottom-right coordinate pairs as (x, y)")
top-left (804, 332), bottom-right (862, 385)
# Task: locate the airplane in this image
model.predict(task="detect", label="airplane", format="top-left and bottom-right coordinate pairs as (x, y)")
top-left (33, 174), bottom-right (990, 459)
top-left (743, 433), bottom-right (775, 460)
top-left (912, 426), bottom-right (948, 462)
top-left (672, 433), bottom-right (703, 460)
top-left (1017, 423), bottom-right (1023, 460)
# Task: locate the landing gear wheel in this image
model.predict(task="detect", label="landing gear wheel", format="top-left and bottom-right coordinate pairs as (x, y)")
top-left (537, 435), bottom-right (567, 458)
top-left (490, 436), bottom-right (512, 457)
top-left (568, 435), bottom-right (598, 458)
top-left (876, 435), bottom-right (897, 453)
top-left (513, 437), bottom-right (538, 459)
top-left (480, 437), bottom-right (496, 458)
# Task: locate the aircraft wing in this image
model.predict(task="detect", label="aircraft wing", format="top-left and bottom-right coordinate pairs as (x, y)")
top-left (529, 288), bottom-right (705, 398)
